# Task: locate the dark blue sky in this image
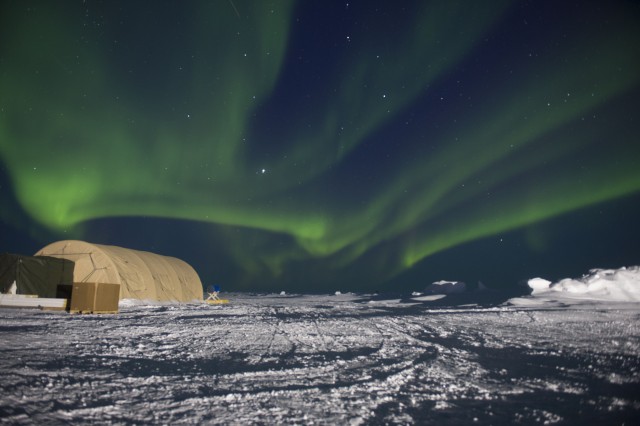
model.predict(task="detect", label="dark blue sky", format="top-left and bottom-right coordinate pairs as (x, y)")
top-left (1, 0), bottom-right (639, 292)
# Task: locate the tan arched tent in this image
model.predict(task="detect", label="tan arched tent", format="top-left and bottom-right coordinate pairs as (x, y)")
top-left (35, 240), bottom-right (203, 302)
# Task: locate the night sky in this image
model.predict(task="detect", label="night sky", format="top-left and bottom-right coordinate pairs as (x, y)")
top-left (1, 0), bottom-right (639, 293)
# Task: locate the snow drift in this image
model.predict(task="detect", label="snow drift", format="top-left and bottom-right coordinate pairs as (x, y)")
top-left (513, 266), bottom-right (640, 305)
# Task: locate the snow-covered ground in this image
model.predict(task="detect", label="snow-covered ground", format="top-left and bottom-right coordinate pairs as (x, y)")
top-left (1, 268), bottom-right (639, 424)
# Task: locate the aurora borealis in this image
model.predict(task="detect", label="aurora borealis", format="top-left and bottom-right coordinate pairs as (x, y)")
top-left (1, 0), bottom-right (639, 292)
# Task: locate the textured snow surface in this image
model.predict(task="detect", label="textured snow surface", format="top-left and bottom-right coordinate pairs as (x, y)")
top-left (1, 293), bottom-right (639, 424)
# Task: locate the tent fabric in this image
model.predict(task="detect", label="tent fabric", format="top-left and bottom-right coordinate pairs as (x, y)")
top-left (35, 241), bottom-right (203, 302)
top-left (0, 253), bottom-right (74, 297)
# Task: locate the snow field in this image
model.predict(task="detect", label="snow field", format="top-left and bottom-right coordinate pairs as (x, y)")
top-left (1, 292), bottom-right (639, 424)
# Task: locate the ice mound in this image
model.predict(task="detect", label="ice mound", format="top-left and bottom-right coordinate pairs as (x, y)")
top-left (425, 280), bottom-right (466, 295)
top-left (527, 278), bottom-right (553, 295)
top-left (523, 266), bottom-right (640, 303)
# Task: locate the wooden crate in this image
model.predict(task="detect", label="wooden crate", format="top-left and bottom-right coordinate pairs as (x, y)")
top-left (70, 282), bottom-right (120, 314)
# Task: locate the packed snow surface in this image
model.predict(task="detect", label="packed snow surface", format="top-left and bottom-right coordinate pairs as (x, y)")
top-left (1, 285), bottom-right (639, 424)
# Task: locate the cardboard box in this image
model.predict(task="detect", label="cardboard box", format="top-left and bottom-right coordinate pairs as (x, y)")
top-left (70, 282), bottom-right (120, 314)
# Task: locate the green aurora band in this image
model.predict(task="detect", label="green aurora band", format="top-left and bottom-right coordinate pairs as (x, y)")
top-left (1, 1), bottom-right (639, 288)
